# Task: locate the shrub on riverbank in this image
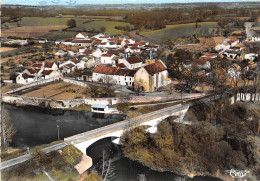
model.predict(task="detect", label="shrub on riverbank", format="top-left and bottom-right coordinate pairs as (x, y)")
top-left (121, 102), bottom-right (260, 180)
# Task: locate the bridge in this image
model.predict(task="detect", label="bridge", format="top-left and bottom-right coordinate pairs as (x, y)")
top-left (64, 103), bottom-right (190, 168)
top-left (1, 94), bottom-right (226, 171)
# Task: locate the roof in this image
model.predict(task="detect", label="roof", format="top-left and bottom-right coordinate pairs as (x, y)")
top-left (32, 63), bottom-right (42, 68)
top-left (126, 56), bottom-right (142, 64)
top-left (93, 65), bottom-right (137, 76)
top-left (42, 70), bottom-right (54, 76)
top-left (144, 61), bottom-right (166, 75)
top-left (72, 39), bottom-right (93, 44)
top-left (44, 62), bottom-right (54, 68)
top-left (116, 63), bottom-right (126, 68)
top-left (102, 53), bottom-right (114, 57)
top-left (92, 104), bottom-right (107, 109)
top-left (22, 73), bottom-right (35, 79)
top-left (27, 68), bottom-right (37, 74)
top-left (78, 32), bottom-right (88, 36)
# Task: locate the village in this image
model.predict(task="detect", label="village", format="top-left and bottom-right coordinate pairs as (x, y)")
top-left (1, 21), bottom-right (260, 96)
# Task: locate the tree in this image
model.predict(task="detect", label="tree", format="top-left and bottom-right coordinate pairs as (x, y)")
top-left (1, 109), bottom-right (15, 148)
top-left (100, 26), bottom-right (106, 33)
top-left (67, 19), bottom-right (76, 28)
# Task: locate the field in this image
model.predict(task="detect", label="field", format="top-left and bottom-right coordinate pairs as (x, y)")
top-left (140, 22), bottom-right (218, 43)
top-left (21, 82), bottom-right (86, 100)
top-left (0, 47), bottom-right (17, 53)
top-left (2, 17), bottom-right (130, 39)
top-left (2, 17), bottom-right (88, 29)
top-left (69, 20), bottom-right (132, 34)
top-left (2, 25), bottom-right (67, 38)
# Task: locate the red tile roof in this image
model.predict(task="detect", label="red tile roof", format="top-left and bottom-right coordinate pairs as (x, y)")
top-left (126, 56), bottom-right (142, 64)
top-left (32, 63), bottom-right (42, 68)
top-left (145, 61), bottom-right (166, 75)
top-left (72, 39), bottom-right (93, 43)
top-left (22, 73), bottom-right (35, 79)
top-left (79, 32), bottom-right (88, 36)
top-left (102, 53), bottom-right (114, 57)
top-left (42, 70), bottom-right (54, 76)
top-left (44, 62), bottom-right (54, 68)
top-left (93, 65), bottom-right (137, 76)
top-left (116, 63), bottom-right (126, 68)
top-left (27, 68), bottom-right (37, 74)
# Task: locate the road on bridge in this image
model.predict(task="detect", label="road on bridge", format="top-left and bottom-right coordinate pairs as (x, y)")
top-left (0, 94), bottom-right (223, 170)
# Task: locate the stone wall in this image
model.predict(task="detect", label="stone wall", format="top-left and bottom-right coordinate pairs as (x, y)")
top-left (2, 95), bottom-right (84, 109)
top-left (7, 77), bottom-right (62, 94)
top-left (63, 78), bottom-right (88, 87)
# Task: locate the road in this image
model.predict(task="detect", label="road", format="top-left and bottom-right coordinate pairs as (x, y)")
top-left (0, 142), bottom-right (66, 170)
top-left (0, 94), bottom-right (223, 170)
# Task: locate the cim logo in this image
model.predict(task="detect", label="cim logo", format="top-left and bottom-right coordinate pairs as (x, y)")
top-left (226, 169), bottom-right (249, 178)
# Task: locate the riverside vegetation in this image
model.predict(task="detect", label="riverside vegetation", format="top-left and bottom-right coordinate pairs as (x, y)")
top-left (121, 100), bottom-right (260, 180)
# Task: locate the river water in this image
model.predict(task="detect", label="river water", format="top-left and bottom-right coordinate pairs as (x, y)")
top-left (4, 104), bottom-right (223, 181)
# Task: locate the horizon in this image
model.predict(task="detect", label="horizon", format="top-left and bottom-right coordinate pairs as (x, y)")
top-left (1, 0), bottom-right (259, 6)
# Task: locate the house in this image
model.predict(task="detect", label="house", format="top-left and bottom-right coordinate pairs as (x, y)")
top-left (16, 73), bottom-right (35, 84)
top-left (55, 50), bottom-right (67, 57)
top-left (41, 70), bottom-right (61, 79)
top-left (134, 60), bottom-right (171, 92)
top-left (44, 62), bottom-right (58, 70)
top-left (92, 65), bottom-right (136, 86)
top-left (120, 56), bottom-right (143, 69)
top-left (91, 104), bottom-right (109, 113)
top-left (101, 54), bottom-right (116, 65)
top-left (60, 63), bottom-right (76, 74)
top-left (32, 63), bottom-right (44, 70)
top-left (71, 39), bottom-right (94, 47)
top-left (76, 32), bottom-right (89, 39)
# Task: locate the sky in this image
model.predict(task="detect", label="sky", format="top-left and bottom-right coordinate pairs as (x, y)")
top-left (1, 0), bottom-right (259, 6)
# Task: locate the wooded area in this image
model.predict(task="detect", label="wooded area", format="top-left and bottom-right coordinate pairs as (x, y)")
top-left (121, 101), bottom-right (260, 180)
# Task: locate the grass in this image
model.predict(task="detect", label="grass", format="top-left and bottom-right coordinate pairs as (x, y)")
top-left (69, 20), bottom-right (132, 35)
top-left (72, 104), bottom-right (92, 111)
top-left (140, 22), bottom-right (218, 43)
top-left (2, 17), bottom-right (88, 29)
top-left (1, 145), bottom-right (83, 181)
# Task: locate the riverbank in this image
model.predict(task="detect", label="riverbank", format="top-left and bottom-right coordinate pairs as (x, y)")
top-left (120, 102), bottom-right (259, 181)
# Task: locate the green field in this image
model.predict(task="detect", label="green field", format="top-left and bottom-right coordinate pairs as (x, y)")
top-left (43, 20), bottom-right (132, 40)
top-left (140, 22), bottom-right (218, 43)
top-left (69, 20), bottom-right (132, 34)
top-left (2, 17), bottom-right (88, 29)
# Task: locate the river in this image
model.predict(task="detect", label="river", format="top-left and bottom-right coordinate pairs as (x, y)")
top-left (4, 104), bottom-right (223, 181)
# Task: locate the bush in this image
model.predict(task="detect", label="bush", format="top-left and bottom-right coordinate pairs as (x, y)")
top-left (116, 102), bottom-right (130, 113)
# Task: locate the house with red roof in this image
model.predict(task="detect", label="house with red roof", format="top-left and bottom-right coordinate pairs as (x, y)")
top-left (101, 53), bottom-right (116, 65)
top-left (92, 65), bottom-right (137, 86)
top-left (119, 56), bottom-right (143, 69)
top-left (134, 60), bottom-right (171, 92)
top-left (75, 32), bottom-right (89, 39)
top-left (16, 73), bottom-right (36, 84)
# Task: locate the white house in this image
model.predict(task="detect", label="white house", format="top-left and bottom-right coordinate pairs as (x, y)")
top-left (92, 65), bottom-right (137, 86)
top-left (101, 54), bottom-right (116, 65)
top-left (55, 50), bottom-right (67, 57)
top-left (41, 70), bottom-right (61, 79)
top-left (44, 62), bottom-right (58, 70)
top-left (120, 56), bottom-right (143, 69)
top-left (75, 32), bottom-right (89, 39)
top-left (16, 73), bottom-right (35, 84)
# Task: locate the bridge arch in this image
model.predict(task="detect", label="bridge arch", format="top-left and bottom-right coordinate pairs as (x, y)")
top-left (73, 129), bottom-right (124, 155)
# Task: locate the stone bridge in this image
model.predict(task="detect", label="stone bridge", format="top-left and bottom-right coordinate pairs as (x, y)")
top-left (64, 103), bottom-right (190, 169)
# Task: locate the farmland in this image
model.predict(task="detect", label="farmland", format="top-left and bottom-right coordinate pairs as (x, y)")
top-left (2, 17), bottom-right (131, 39)
top-left (20, 82), bottom-right (86, 100)
top-left (68, 20), bottom-right (132, 34)
top-left (2, 25), bottom-right (67, 39)
top-left (2, 17), bottom-right (88, 29)
top-left (0, 47), bottom-right (17, 53)
top-left (140, 22), bottom-right (218, 43)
